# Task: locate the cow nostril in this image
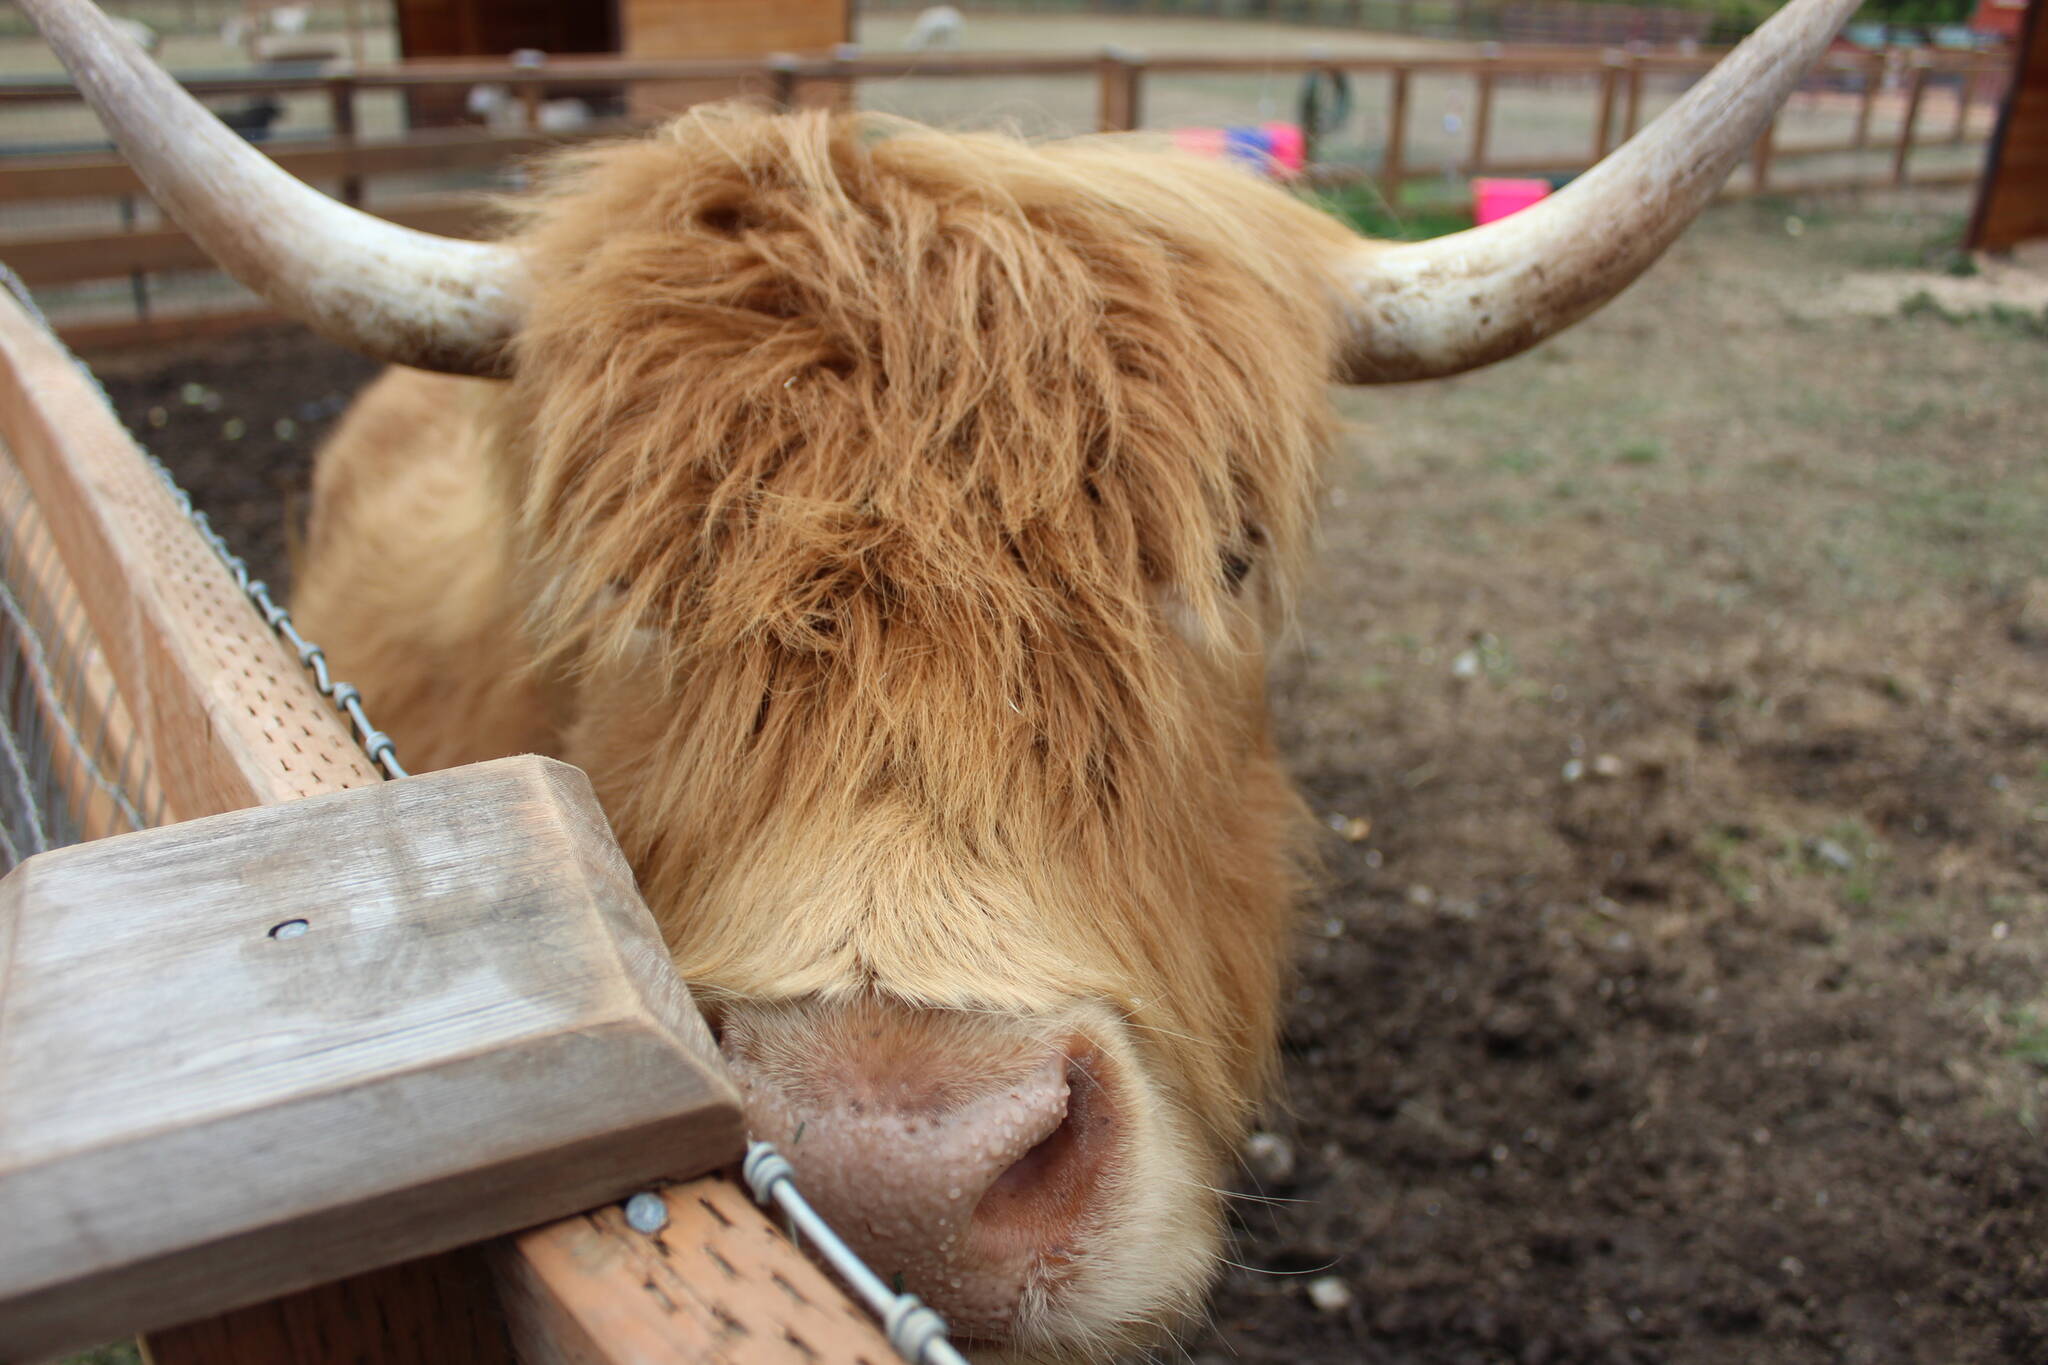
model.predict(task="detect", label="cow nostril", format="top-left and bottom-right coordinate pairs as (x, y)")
top-left (972, 1049), bottom-right (1115, 1264)
top-left (986, 1098), bottom-right (1080, 1204)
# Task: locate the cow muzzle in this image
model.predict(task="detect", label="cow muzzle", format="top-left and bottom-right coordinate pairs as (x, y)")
top-left (718, 997), bottom-right (1129, 1346)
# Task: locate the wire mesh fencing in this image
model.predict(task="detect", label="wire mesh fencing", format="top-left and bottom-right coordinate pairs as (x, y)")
top-left (0, 443), bottom-right (159, 868)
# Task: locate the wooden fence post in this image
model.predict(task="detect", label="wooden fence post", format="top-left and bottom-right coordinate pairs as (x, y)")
top-left (1097, 48), bottom-right (1145, 133)
top-left (767, 52), bottom-right (801, 112)
top-left (1852, 50), bottom-right (1880, 150)
top-left (1892, 58), bottom-right (1928, 186)
top-left (1621, 55), bottom-right (1644, 142)
top-left (325, 74), bottom-right (360, 207)
top-left (1383, 64), bottom-right (1409, 202)
top-left (1751, 114), bottom-right (1775, 194)
top-left (1470, 60), bottom-right (1496, 172)
top-left (1590, 51), bottom-right (1622, 161)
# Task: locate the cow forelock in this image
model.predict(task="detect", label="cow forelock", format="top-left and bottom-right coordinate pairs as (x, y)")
top-left (479, 108), bottom-right (1348, 1351)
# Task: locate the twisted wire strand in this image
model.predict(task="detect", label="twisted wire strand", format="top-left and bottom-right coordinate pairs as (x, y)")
top-left (742, 1143), bottom-right (972, 1365)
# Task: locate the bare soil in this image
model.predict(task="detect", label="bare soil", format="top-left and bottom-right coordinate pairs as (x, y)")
top-left (82, 187), bottom-right (2048, 1364)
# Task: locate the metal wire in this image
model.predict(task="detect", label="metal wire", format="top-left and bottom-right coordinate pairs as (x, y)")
top-left (0, 448), bottom-right (151, 866)
top-left (742, 1143), bottom-right (973, 1365)
top-left (142, 467), bottom-right (407, 779)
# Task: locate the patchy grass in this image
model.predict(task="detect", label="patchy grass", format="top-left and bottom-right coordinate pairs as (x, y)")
top-left (1312, 183), bottom-right (1472, 240)
top-left (61, 1345), bottom-right (140, 1365)
top-left (2008, 1010), bottom-right (2048, 1074)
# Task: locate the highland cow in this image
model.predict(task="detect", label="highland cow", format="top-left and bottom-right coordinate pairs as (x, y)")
top-left (26, 0), bottom-right (1859, 1354)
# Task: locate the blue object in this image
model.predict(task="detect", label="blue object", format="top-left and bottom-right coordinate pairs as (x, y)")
top-left (1223, 125), bottom-right (1276, 169)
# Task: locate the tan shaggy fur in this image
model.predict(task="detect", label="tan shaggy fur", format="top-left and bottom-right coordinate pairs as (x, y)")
top-left (292, 105), bottom-right (1356, 1356)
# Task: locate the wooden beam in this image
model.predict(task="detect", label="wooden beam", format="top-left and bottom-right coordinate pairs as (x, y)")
top-left (1384, 65), bottom-right (1410, 197)
top-left (1097, 49), bottom-right (1144, 133)
top-left (0, 198), bottom-right (496, 286)
top-left (0, 126), bottom-right (638, 205)
top-left (1591, 54), bottom-right (1622, 162)
top-left (1851, 53), bottom-right (1882, 150)
top-left (0, 755), bottom-right (744, 1361)
top-left (496, 1178), bottom-right (901, 1365)
top-left (1968, 0), bottom-right (2048, 249)
top-left (58, 306), bottom-right (285, 353)
top-left (1470, 65), bottom-right (1495, 169)
top-left (327, 75), bottom-right (362, 205)
top-left (140, 1250), bottom-right (515, 1365)
top-left (1894, 61), bottom-right (1930, 186)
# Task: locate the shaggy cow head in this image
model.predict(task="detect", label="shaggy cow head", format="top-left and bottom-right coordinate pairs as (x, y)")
top-left (26, 0), bottom-right (1861, 1353)
top-left (504, 114), bottom-right (1347, 1351)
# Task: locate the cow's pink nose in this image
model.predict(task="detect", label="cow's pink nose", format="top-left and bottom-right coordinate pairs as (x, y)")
top-left (719, 1000), bottom-right (1119, 1341)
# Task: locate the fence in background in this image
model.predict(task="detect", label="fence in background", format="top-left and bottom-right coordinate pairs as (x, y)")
top-left (0, 43), bottom-right (2010, 344)
top-left (858, 0), bottom-right (1993, 47)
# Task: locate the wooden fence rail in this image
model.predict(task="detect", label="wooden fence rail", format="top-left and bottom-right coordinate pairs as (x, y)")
top-left (0, 42), bottom-right (2011, 342)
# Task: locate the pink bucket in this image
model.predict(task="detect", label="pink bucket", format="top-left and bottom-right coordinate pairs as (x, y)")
top-left (1473, 177), bottom-right (1550, 225)
top-left (1262, 122), bottom-right (1306, 174)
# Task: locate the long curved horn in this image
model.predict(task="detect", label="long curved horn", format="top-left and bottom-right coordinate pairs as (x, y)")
top-left (20, 0), bottom-right (527, 376)
top-left (1336, 0), bottom-right (1860, 383)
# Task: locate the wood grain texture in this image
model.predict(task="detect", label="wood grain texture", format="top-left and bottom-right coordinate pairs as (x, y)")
top-left (0, 755), bottom-right (743, 1361)
top-left (1970, 0), bottom-right (2048, 249)
top-left (495, 1177), bottom-right (897, 1365)
top-left (140, 1248), bottom-right (515, 1365)
top-left (620, 0), bottom-right (849, 116)
top-left (0, 286), bottom-right (378, 818)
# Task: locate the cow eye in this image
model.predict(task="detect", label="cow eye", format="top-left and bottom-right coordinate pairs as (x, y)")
top-left (1222, 525), bottom-right (1266, 594)
top-left (1221, 551), bottom-right (1253, 593)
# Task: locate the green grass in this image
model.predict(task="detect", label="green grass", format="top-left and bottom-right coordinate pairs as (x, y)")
top-left (1312, 184), bottom-right (1471, 241)
top-left (1488, 448), bottom-right (1552, 476)
top-left (61, 1345), bottom-right (141, 1365)
top-left (2006, 1010), bottom-right (2048, 1074)
top-left (1898, 290), bottom-right (2048, 340)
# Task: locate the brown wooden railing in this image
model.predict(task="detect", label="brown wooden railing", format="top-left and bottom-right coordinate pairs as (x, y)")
top-left (0, 43), bottom-right (2010, 344)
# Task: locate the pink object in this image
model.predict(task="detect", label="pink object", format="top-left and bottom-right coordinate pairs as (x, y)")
top-left (1171, 127), bottom-right (1228, 159)
top-left (1262, 122), bottom-right (1306, 174)
top-left (1473, 177), bottom-right (1551, 225)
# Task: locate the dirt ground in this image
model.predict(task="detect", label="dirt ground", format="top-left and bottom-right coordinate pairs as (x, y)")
top-left (82, 186), bottom-right (2048, 1363)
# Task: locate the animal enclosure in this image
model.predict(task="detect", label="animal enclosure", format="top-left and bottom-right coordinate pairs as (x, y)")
top-left (57, 181), bottom-right (2048, 1363)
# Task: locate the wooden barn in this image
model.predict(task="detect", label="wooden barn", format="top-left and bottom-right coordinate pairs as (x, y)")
top-left (1970, 0), bottom-right (2048, 247)
top-left (392, 0), bottom-right (852, 122)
